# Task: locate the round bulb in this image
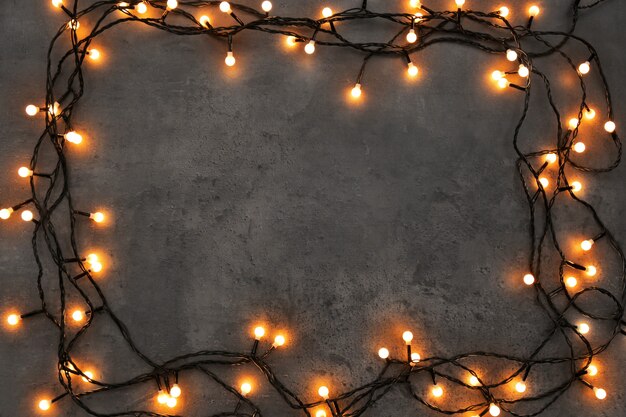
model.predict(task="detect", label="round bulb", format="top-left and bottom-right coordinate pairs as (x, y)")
top-left (25, 104), bottom-right (39, 116)
top-left (568, 118), bottom-right (579, 129)
top-left (565, 276), bottom-right (577, 288)
top-left (578, 61), bottom-right (590, 75)
top-left (261, 1), bottom-right (272, 12)
top-left (523, 273), bottom-right (535, 285)
top-left (491, 70), bottom-right (504, 81)
top-left (157, 390), bottom-right (168, 404)
top-left (528, 5), bottom-right (540, 16)
top-left (318, 385), bottom-right (329, 399)
top-left (52, 0), bottom-right (63, 7)
top-left (378, 347), bottom-right (390, 359)
top-left (68, 19), bottom-right (80, 30)
top-left (72, 310), bottom-right (84, 322)
top-left (64, 131), bottom-right (83, 144)
top-left (407, 62), bottom-right (419, 77)
top-left (316, 411), bottom-right (327, 417)
top-left (571, 181), bottom-right (582, 192)
top-left (402, 331), bottom-right (413, 344)
top-left (90, 261), bottom-right (103, 273)
top-left (199, 15), bottom-right (211, 27)
top-left (518, 64), bottom-right (529, 78)
top-left (166, 0), bottom-right (178, 9)
top-left (489, 403), bottom-right (501, 416)
top-left (539, 177), bottom-right (549, 188)
top-left (497, 78), bottom-right (508, 89)
top-left (431, 385), bottom-right (443, 397)
top-left (7, 314), bottom-right (20, 326)
top-left (18, 167), bottom-right (34, 178)
top-left (241, 382), bottom-right (252, 396)
top-left (506, 49), bottom-right (518, 62)
top-left (304, 40), bottom-right (315, 55)
top-left (406, 29), bottom-right (417, 43)
top-left (170, 384), bottom-right (182, 398)
top-left (82, 371), bottom-right (94, 382)
top-left (469, 375), bottom-right (479, 386)
top-left (136, 2), bottom-right (148, 14)
top-left (88, 48), bottom-right (100, 61)
top-left (273, 334), bottom-right (286, 347)
top-left (219, 1), bottom-right (231, 13)
top-left (411, 352), bottom-right (421, 362)
top-left (410, 0), bottom-right (422, 8)
top-left (21, 210), bottom-right (34, 222)
top-left (286, 36), bottom-right (297, 46)
top-left (455, 0), bottom-right (465, 7)
top-left (39, 399), bottom-right (51, 411)
top-left (166, 396), bottom-right (177, 408)
top-left (604, 121), bottom-right (616, 133)
top-left (586, 265), bottom-right (597, 277)
top-left (90, 212), bottom-right (105, 223)
top-left (594, 387), bottom-right (607, 400)
top-left (545, 153), bottom-right (558, 164)
top-left (86, 253), bottom-right (99, 264)
top-left (0, 208), bottom-right (13, 220)
top-left (322, 7), bottom-right (333, 18)
top-left (351, 83), bottom-right (362, 99)
top-left (254, 326), bottom-right (265, 339)
top-left (515, 381), bottom-right (527, 393)
top-left (499, 6), bottom-right (510, 17)
top-left (578, 322), bottom-right (590, 334)
top-left (573, 142), bottom-right (586, 153)
top-left (225, 51), bottom-right (236, 67)
top-left (588, 364), bottom-right (598, 376)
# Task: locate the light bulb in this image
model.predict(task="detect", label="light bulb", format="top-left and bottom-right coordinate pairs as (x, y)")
top-left (68, 19), bottom-right (80, 30)
top-left (506, 49), bottom-right (518, 62)
top-left (7, 313), bottom-right (20, 326)
top-left (455, 0), bottom-right (465, 7)
top-left (565, 276), bottom-right (577, 288)
top-left (528, 5), bottom-right (540, 17)
top-left (588, 364), bottom-right (598, 376)
top-left (166, 396), bottom-right (177, 408)
top-left (573, 142), bottom-right (586, 153)
top-left (136, 2), bottom-right (148, 14)
top-left (166, 0), bottom-right (178, 10)
top-left (578, 322), bottom-right (590, 334)
top-left (273, 334), bottom-right (286, 347)
top-left (241, 382), bottom-right (252, 396)
top-left (18, 167), bottom-right (34, 178)
top-left (254, 326), bottom-right (265, 340)
top-left (90, 212), bottom-right (105, 223)
top-left (545, 153), bottom-right (558, 164)
top-left (523, 273), bottom-right (535, 285)
top-left (515, 381), bottom-right (527, 393)
top-left (499, 6), bottom-right (510, 17)
top-left (90, 261), bottom-right (103, 273)
top-left (322, 7), bottom-right (333, 18)
top-left (578, 61), bottom-right (590, 75)
top-left (199, 15), bottom-right (211, 27)
top-left (414, 12), bottom-right (424, 21)
top-left (411, 352), bottom-right (421, 362)
top-left (584, 108), bottom-right (596, 120)
top-left (316, 410), bottom-right (327, 417)
top-left (406, 29), bottom-right (417, 43)
top-left (568, 118), bottom-right (579, 129)
top-left (402, 331), bottom-right (413, 344)
top-left (431, 385), bottom-right (443, 397)
top-left (88, 48), bottom-right (101, 61)
top-left (594, 387), bottom-right (607, 400)
top-left (82, 370), bottom-right (94, 382)
top-left (21, 210), bottom-right (34, 222)
top-left (318, 385), bottom-right (329, 399)
top-left (219, 1), bottom-right (231, 13)
top-left (64, 131), bottom-right (83, 144)
top-left (52, 0), bottom-right (63, 7)
top-left (518, 64), bottom-right (529, 77)
top-left (72, 309), bottom-right (84, 322)
top-left (407, 62), bottom-right (419, 77)
top-left (489, 403), bottom-right (501, 416)
top-left (469, 375), bottom-right (480, 386)
top-left (26, 104), bottom-right (39, 116)
top-left (585, 265), bottom-right (597, 277)
top-left (261, 1), bottom-right (272, 12)
top-left (225, 51), bottom-right (236, 67)
top-left (410, 0), bottom-right (422, 7)
top-left (378, 347), bottom-right (390, 359)
top-left (157, 390), bottom-right (168, 404)
top-left (351, 83), bottom-right (362, 99)
top-left (39, 399), bottom-right (51, 411)
top-left (571, 181), bottom-right (582, 192)
top-left (604, 121), bottom-right (616, 133)
top-left (286, 36), bottom-right (297, 46)
top-left (304, 40), bottom-right (315, 54)
top-left (497, 78), bottom-right (508, 89)
top-left (118, 2), bottom-right (130, 8)
top-left (0, 208), bottom-right (14, 220)
top-left (539, 177), bottom-right (549, 188)
top-left (48, 102), bottom-right (61, 116)
top-left (491, 70), bottom-right (504, 81)
top-left (170, 384), bottom-right (182, 398)
top-left (86, 253), bottom-right (99, 264)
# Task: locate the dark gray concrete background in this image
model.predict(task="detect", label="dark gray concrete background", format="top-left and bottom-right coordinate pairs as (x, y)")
top-left (1, 1), bottom-right (625, 416)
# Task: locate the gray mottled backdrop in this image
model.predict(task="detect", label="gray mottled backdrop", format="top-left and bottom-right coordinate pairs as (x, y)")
top-left (1, 1), bottom-right (625, 416)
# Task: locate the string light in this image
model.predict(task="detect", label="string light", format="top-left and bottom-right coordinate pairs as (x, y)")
top-left (286, 36), bottom-right (297, 47)
top-left (71, 310), bottom-right (84, 322)
top-left (573, 142), bottom-right (586, 153)
top-left (64, 131), bottom-right (83, 144)
top-left (406, 29), bottom-right (417, 43)
top-left (87, 48), bottom-right (101, 61)
top-left (166, 0), bottom-right (178, 10)
top-left (539, 177), bottom-right (549, 188)
top-left (18, 167), bottom-right (34, 178)
top-left (51, 0), bottom-right (63, 7)
top-left (409, 0), bottom-right (421, 8)
top-left (568, 118), bottom-right (580, 129)
top-left (523, 273), bottom-right (535, 285)
top-left (578, 61), bottom-right (591, 75)
top-left (402, 331), bottom-right (413, 344)
top-left (518, 64), bottom-right (530, 77)
top-left (594, 387), bottom-right (607, 400)
top-left (506, 49), bottom-right (518, 62)
top-left (136, 2), bottom-right (148, 14)
top-left (469, 375), bottom-right (480, 386)
top-left (407, 62), bottom-right (419, 77)
top-left (489, 403), bottom-right (501, 416)
top-left (565, 276), bottom-right (578, 288)
top-left (21, 210), bottom-right (34, 222)
top-left (351, 83), bottom-right (362, 99)
top-left (410, 352), bottom-right (421, 362)
top-left (261, 1), bottom-right (272, 13)
top-left (25, 104), bottom-right (39, 116)
top-left (304, 40), bottom-right (315, 54)
top-left (528, 5), bottom-right (540, 17)
top-left (491, 70), bottom-right (504, 81)
top-left (253, 326), bottom-right (265, 340)
top-left (322, 7), bottom-right (333, 18)
top-left (68, 19), bottom-right (80, 30)
top-left (571, 181), bottom-right (583, 192)
top-left (604, 121), bottom-right (616, 133)
top-left (225, 51), bottom-right (236, 67)
top-left (498, 6), bottom-right (510, 17)
top-left (199, 15), bottom-right (211, 27)
top-left (315, 410), bottom-right (327, 417)
top-left (318, 385), bottom-right (329, 399)
top-left (38, 399), bottom-right (51, 411)
top-left (89, 212), bottom-right (105, 223)
top-left (431, 385), bottom-right (443, 397)
top-left (0, 208), bottom-right (13, 220)
top-left (82, 370), bottom-right (94, 382)
top-left (166, 396), bottom-right (177, 408)
top-left (273, 334), bottom-right (286, 347)
top-left (515, 381), bottom-right (527, 393)
top-left (378, 347), bottom-right (390, 359)
top-left (546, 153), bottom-right (558, 164)
top-left (170, 384), bottom-right (182, 398)
top-left (7, 313), bottom-right (20, 326)
top-left (586, 265), bottom-right (597, 277)
top-left (578, 322), bottom-right (590, 334)
top-left (584, 107), bottom-right (596, 119)
top-left (455, 0), bottom-right (465, 8)
top-left (219, 1), bottom-right (231, 13)
top-left (157, 390), bottom-right (169, 404)
top-left (588, 364), bottom-right (599, 376)
top-left (241, 381), bottom-right (252, 395)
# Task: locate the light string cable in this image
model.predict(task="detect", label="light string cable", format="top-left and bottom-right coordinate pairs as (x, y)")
top-left (3, 0), bottom-right (624, 416)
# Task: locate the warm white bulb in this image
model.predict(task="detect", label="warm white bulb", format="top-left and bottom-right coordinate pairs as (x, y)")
top-left (7, 314), bottom-right (20, 326)
top-left (497, 78), bottom-right (509, 89)
top-left (170, 384), bottom-right (182, 398)
top-left (571, 181), bottom-right (582, 192)
top-left (39, 399), bottom-right (51, 411)
top-left (157, 390), bottom-right (168, 404)
top-left (286, 36), bottom-right (297, 46)
top-left (136, 2), bottom-right (148, 14)
top-left (431, 385), bottom-right (443, 397)
top-left (568, 118), bottom-right (579, 129)
top-left (351, 83), bottom-right (362, 99)
top-left (72, 310), bottom-right (84, 322)
top-left (52, 0), bottom-right (63, 7)
top-left (225, 51), bottom-right (236, 67)
top-left (407, 62), bottom-right (419, 77)
top-left (68, 19), bottom-right (80, 30)
top-left (455, 0), bottom-right (465, 7)
top-left (523, 273), bottom-right (535, 285)
top-left (315, 410), bottom-right (327, 417)
top-left (588, 364), bottom-right (598, 376)
top-left (261, 1), bottom-right (272, 12)
top-left (594, 387), bottom-right (607, 400)
top-left (489, 403), bottom-right (501, 416)
top-left (21, 210), bottom-right (34, 222)
top-left (406, 29), bottom-right (417, 43)
top-left (539, 177), bottom-right (549, 188)
top-left (518, 64), bottom-right (529, 77)
top-left (318, 386), bottom-right (329, 399)
top-left (573, 142), bottom-right (586, 153)
top-left (322, 7), bottom-right (333, 18)
top-left (409, 0), bottom-right (422, 7)
top-left (565, 276), bottom-right (577, 288)
top-left (166, 0), bottom-right (178, 10)
top-left (585, 265), bottom-right (597, 277)
top-left (25, 104), bottom-right (39, 116)
top-left (410, 352), bottom-right (421, 362)
top-left (219, 1), bottom-right (231, 13)
top-left (584, 108), bottom-right (596, 120)
top-left (491, 70), bottom-right (504, 81)
top-left (254, 326), bottom-right (265, 339)
top-left (506, 49), bottom-right (518, 62)
top-left (304, 40), bottom-right (315, 54)
top-left (88, 48), bottom-right (101, 61)
top-left (528, 5), bottom-right (540, 17)
top-left (515, 381), bottom-right (527, 393)
top-left (0, 208), bottom-right (13, 220)
top-left (545, 153), bottom-right (558, 164)
top-left (273, 335), bottom-right (286, 347)
top-left (378, 347), bottom-right (390, 359)
top-left (604, 121), bottom-right (616, 133)
top-left (499, 6), bottom-right (510, 17)
top-left (82, 371), bottom-right (94, 382)
top-left (90, 212), bottom-right (105, 223)
top-left (402, 331), bottom-right (413, 344)
top-left (18, 167), bottom-right (34, 178)
top-left (578, 322), bottom-right (590, 334)
top-left (64, 131), bottom-right (83, 144)
top-left (469, 375), bottom-right (479, 386)
top-left (166, 396), bottom-right (177, 408)
top-left (578, 61), bottom-right (590, 75)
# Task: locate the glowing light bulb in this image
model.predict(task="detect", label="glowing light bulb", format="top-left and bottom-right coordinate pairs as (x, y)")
top-left (411, 352), bottom-right (421, 362)
top-left (578, 322), bottom-right (590, 334)
top-left (273, 335), bottom-right (286, 347)
top-left (86, 253), bottom-right (99, 264)
top-left (7, 313), bottom-right (20, 326)
top-left (166, 396), bottom-right (177, 408)
top-left (39, 399), bottom-right (51, 411)
top-left (588, 364), bottom-right (598, 376)
top-left (518, 64), bottom-right (529, 77)
top-left (26, 104), bottom-right (39, 116)
top-left (546, 153), bottom-right (558, 164)
top-left (585, 265), bottom-right (597, 277)
top-left (315, 411), bottom-right (327, 417)
top-left (240, 382), bottom-right (252, 396)
top-left (573, 142), bottom-right (586, 153)
top-left (219, 1), bottom-right (231, 13)
top-left (455, 0), bottom-right (465, 7)
top-left (406, 29), bottom-right (417, 43)
top-left (90, 212), bottom-right (105, 223)
top-left (378, 347), bottom-right (390, 359)
top-left (351, 83), bottom-right (362, 99)
top-left (225, 51), bottom-right (236, 67)
top-left (68, 19), bottom-right (80, 30)
top-left (568, 118), bottom-right (579, 129)
top-left (414, 12), bottom-right (424, 21)
top-left (136, 2), bottom-right (148, 14)
top-left (261, 1), bottom-right (272, 12)
top-left (506, 49), bottom-right (518, 62)
top-left (528, 5), bottom-right (540, 17)
top-left (304, 40), bottom-right (315, 54)
top-left (578, 61), bottom-right (590, 75)
top-left (407, 62), bottom-right (419, 77)
top-left (584, 108), bottom-right (596, 120)
top-left (88, 48), bottom-right (101, 61)
top-left (594, 387), bottom-right (606, 400)
top-left (318, 386), bottom-right (329, 399)
top-left (286, 36), bottom-right (297, 46)
top-left (515, 381), bottom-right (527, 393)
top-left (72, 309), bottom-right (84, 322)
top-left (170, 384), bottom-right (182, 398)
top-left (0, 208), bottom-right (14, 220)
top-left (21, 210), bottom-right (34, 222)
top-left (199, 15), bottom-right (211, 27)
top-left (498, 6), bottom-right (510, 17)
top-left (489, 403), bottom-right (501, 416)
top-left (402, 331), bottom-right (413, 344)
top-left (497, 78), bottom-right (508, 89)
top-left (18, 167), bottom-right (34, 178)
top-left (52, 0), bottom-right (63, 8)
top-left (410, 0), bottom-right (422, 8)
top-left (469, 375), bottom-right (480, 386)
top-left (118, 2), bottom-right (130, 8)
top-left (48, 102), bottom-right (61, 116)
top-left (492, 70), bottom-right (504, 81)
top-left (523, 273), bottom-right (535, 285)
top-left (91, 262), bottom-right (103, 273)
top-left (571, 181), bottom-right (582, 192)
top-left (431, 385), bottom-right (443, 397)
top-left (322, 7), bottom-right (333, 18)
top-left (565, 276), bottom-right (577, 288)
top-left (604, 121), bottom-right (616, 133)
top-left (166, 0), bottom-right (178, 10)
top-left (82, 370), bottom-right (94, 382)
top-left (254, 326), bottom-right (265, 340)
top-left (538, 177), bottom-right (549, 188)
top-left (64, 131), bottom-right (83, 144)
top-left (157, 390), bottom-right (168, 404)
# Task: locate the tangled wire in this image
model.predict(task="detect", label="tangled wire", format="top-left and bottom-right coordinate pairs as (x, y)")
top-left (3, 0), bottom-right (625, 416)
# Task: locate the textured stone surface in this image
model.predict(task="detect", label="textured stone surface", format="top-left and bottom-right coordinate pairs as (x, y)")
top-left (0, 1), bottom-right (625, 416)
